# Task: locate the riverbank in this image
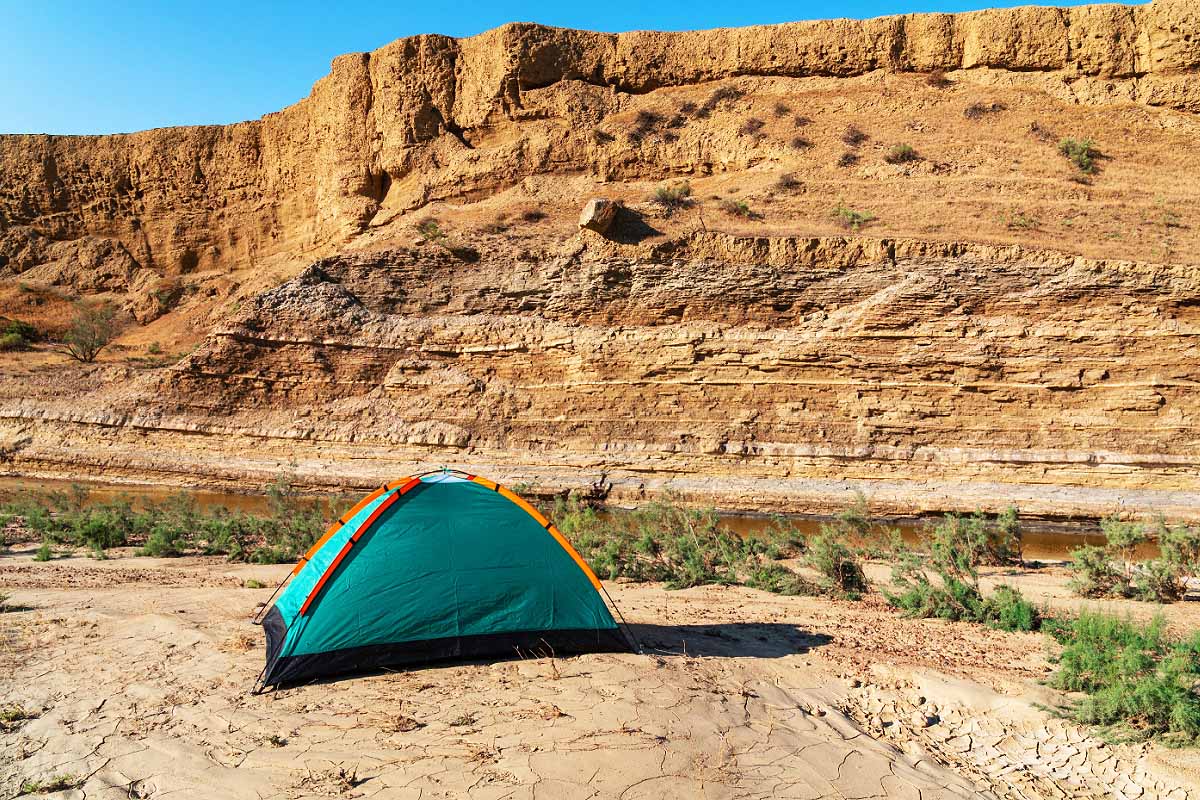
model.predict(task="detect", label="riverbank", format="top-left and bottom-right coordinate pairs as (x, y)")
top-left (2, 549), bottom-right (1198, 798)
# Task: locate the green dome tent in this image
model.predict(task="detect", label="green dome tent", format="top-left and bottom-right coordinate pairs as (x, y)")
top-left (256, 471), bottom-right (633, 689)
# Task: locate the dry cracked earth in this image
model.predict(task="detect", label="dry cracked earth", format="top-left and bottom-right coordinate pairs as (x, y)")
top-left (1, 553), bottom-right (1198, 799)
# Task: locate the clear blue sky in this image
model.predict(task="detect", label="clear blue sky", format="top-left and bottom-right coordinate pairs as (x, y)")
top-left (2, 0), bottom-right (1124, 136)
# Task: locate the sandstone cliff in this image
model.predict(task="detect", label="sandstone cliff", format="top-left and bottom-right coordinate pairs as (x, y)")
top-left (2, 0), bottom-right (1199, 518)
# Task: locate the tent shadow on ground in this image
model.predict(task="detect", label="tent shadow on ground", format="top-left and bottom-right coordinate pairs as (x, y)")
top-left (628, 622), bottom-right (832, 659)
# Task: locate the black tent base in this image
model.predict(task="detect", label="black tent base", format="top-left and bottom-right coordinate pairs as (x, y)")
top-left (260, 606), bottom-right (632, 689)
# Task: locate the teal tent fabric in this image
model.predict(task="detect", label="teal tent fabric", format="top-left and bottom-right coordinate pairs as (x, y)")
top-left (260, 474), bottom-right (628, 686)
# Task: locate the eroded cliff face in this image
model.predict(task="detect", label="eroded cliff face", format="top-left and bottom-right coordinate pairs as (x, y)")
top-left (2, 0), bottom-right (1199, 283)
top-left (2, 1), bottom-right (1199, 516)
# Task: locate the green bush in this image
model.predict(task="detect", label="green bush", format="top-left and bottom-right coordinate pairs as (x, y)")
top-left (0, 333), bottom-right (25, 351)
top-left (884, 144), bottom-right (919, 164)
top-left (985, 584), bottom-right (1042, 632)
top-left (1059, 138), bottom-right (1098, 173)
top-left (34, 540), bottom-right (52, 562)
top-left (553, 493), bottom-right (816, 595)
top-left (886, 509), bottom-right (1030, 625)
top-left (1068, 516), bottom-right (1196, 603)
top-left (805, 526), bottom-right (869, 599)
top-left (3, 319), bottom-right (37, 341)
top-left (1069, 544), bottom-right (1123, 597)
top-left (832, 204), bottom-right (875, 231)
top-left (1050, 612), bottom-right (1200, 745)
top-left (4, 476), bottom-right (338, 563)
top-left (652, 182), bottom-right (693, 215)
top-left (719, 199), bottom-right (753, 218)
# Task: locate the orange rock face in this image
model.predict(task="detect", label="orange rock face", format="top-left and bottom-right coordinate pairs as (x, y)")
top-left (1, 1), bottom-right (1198, 516)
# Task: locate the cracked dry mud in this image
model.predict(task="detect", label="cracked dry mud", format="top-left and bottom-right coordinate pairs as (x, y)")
top-left (2, 555), bottom-right (1198, 799)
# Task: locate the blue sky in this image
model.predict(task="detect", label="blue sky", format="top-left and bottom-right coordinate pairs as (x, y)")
top-left (2, 0), bottom-right (1126, 136)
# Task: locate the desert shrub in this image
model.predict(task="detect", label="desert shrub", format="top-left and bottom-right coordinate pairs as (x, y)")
top-left (805, 526), bottom-right (869, 598)
top-left (554, 493), bottom-right (815, 595)
top-left (416, 219), bottom-right (446, 243)
top-left (52, 301), bottom-right (119, 363)
top-left (884, 144), bottom-right (919, 164)
top-left (1069, 544), bottom-right (1124, 598)
top-left (739, 117), bottom-right (766, 137)
top-left (842, 125), bottom-right (868, 147)
top-left (773, 102), bottom-right (792, 117)
top-left (1050, 612), bottom-right (1200, 745)
top-left (774, 173), bottom-right (802, 193)
top-left (1067, 516), bottom-right (1196, 603)
top-left (793, 115), bottom-right (812, 127)
top-left (5, 475), bottom-right (336, 563)
top-left (592, 128), bottom-right (615, 144)
top-left (985, 584), bottom-right (1042, 632)
top-left (789, 136), bottom-right (812, 150)
top-left (837, 152), bottom-right (860, 168)
top-left (1059, 138), bottom-right (1098, 174)
top-left (744, 561), bottom-right (818, 595)
top-left (20, 775), bottom-right (82, 795)
top-left (719, 199), bottom-right (753, 218)
top-left (633, 110), bottom-right (663, 130)
top-left (887, 509), bottom-right (1029, 625)
top-left (34, 540), bottom-right (52, 562)
top-left (521, 209), bottom-right (547, 223)
top-left (0, 333), bottom-right (24, 351)
top-left (678, 101), bottom-right (698, 115)
top-left (832, 204), bottom-right (875, 230)
top-left (925, 69), bottom-right (952, 88)
top-left (964, 102), bottom-right (1006, 120)
top-left (1003, 211), bottom-right (1040, 230)
top-left (3, 319), bottom-right (37, 341)
top-left (652, 181), bottom-right (693, 215)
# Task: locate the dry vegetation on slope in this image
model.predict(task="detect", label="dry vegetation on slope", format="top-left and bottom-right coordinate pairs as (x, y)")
top-left (1, 0), bottom-right (1199, 516)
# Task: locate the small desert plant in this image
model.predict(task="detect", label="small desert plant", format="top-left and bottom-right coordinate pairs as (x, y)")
top-left (774, 173), bottom-right (802, 193)
top-left (678, 101), bottom-right (698, 115)
top-left (805, 527), bottom-right (869, 598)
top-left (925, 69), bottom-right (952, 88)
top-left (842, 125), bottom-right (868, 147)
top-left (244, 578), bottom-right (266, 589)
top-left (592, 128), bottom-right (615, 144)
top-left (0, 705), bottom-right (38, 731)
top-left (51, 301), bottom-right (119, 363)
top-left (832, 204), bottom-right (875, 230)
top-left (773, 102), bottom-right (792, 117)
top-left (521, 209), bottom-right (547, 223)
top-left (789, 136), bottom-right (812, 150)
top-left (147, 341), bottom-right (163, 355)
top-left (739, 117), bottom-right (766, 137)
top-left (793, 115), bottom-right (812, 127)
top-left (34, 540), bottom-right (52, 561)
top-left (416, 219), bottom-right (447, 243)
top-left (652, 181), bottom-right (693, 215)
top-left (20, 775), bottom-right (82, 794)
top-left (719, 198), bottom-right (753, 218)
top-left (837, 152), bottom-right (859, 168)
top-left (964, 102), bottom-right (1007, 120)
top-left (1003, 211), bottom-right (1041, 230)
top-left (1059, 138), bottom-right (1098, 174)
top-left (884, 143), bottom-right (919, 164)
top-left (0, 333), bottom-right (24, 351)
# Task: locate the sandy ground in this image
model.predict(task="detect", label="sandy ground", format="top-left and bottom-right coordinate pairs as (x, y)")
top-left (2, 549), bottom-right (1199, 799)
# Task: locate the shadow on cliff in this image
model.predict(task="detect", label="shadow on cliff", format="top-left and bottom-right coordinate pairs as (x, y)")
top-left (607, 207), bottom-right (663, 244)
top-left (629, 622), bottom-right (831, 658)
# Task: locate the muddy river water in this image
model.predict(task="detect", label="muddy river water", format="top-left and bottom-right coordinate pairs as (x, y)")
top-left (0, 477), bottom-right (1159, 561)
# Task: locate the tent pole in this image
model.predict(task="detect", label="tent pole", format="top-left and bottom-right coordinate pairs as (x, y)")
top-left (251, 573), bottom-right (290, 625)
top-left (600, 583), bottom-right (642, 654)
